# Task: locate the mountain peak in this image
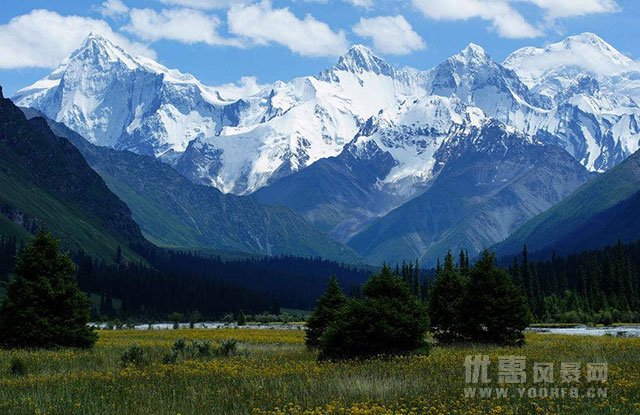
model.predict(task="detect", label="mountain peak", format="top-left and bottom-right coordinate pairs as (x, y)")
top-left (503, 32), bottom-right (635, 88)
top-left (462, 43), bottom-right (487, 56)
top-left (69, 32), bottom-right (140, 70)
top-left (329, 44), bottom-right (395, 76)
top-left (347, 44), bottom-right (377, 58)
top-left (561, 32), bottom-right (633, 65)
top-left (83, 31), bottom-right (111, 44)
top-left (563, 32), bottom-right (608, 46)
top-left (454, 42), bottom-right (493, 65)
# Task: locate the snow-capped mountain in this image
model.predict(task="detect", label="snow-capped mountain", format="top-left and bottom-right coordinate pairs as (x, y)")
top-left (420, 35), bottom-right (640, 172)
top-left (16, 32), bottom-right (640, 190)
top-left (15, 35), bottom-right (433, 195)
top-left (348, 96), bottom-right (485, 200)
top-left (174, 45), bottom-right (430, 194)
top-left (12, 31), bottom-right (640, 264)
top-left (502, 33), bottom-right (640, 172)
top-left (504, 32), bottom-right (639, 103)
top-left (255, 96), bottom-right (489, 240)
top-left (426, 43), bottom-right (551, 122)
top-left (347, 119), bottom-right (592, 265)
top-left (13, 33), bottom-right (234, 159)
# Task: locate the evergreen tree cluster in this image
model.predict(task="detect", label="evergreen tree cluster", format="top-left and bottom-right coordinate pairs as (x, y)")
top-left (0, 235), bottom-right (371, 320)
top-left (429, 250), bottom-right (531, 346)
top-left (307, 266), bottom-right (429, 360)
top-left (397, 260), bottom-right (429, 302)
top-left (507, 241), bottom-right (640, 323)
top-left (75, 251), bottom-right (272, 320)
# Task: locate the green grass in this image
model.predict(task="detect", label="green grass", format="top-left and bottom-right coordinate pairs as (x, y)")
top-left (0, 329), bottom-right (638, 415)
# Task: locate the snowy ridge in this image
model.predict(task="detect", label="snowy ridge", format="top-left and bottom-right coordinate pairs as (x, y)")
top-left (504, 33), bottom-right (637, 102)
top-left (175, 45), bottom-right (431, 194)
top-left (502, 34), bottom-right (640, 171)
top-left (348, 96), bottom-right (486, 199)
top-left (13, 32), bottom-right (640, 193)
top-left (14, 33), bottom-right (230, 157)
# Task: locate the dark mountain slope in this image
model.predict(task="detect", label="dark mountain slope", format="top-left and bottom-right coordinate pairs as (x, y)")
top-left (347, 122), bottom-right (592, 265)
top-left (26, 110), bottom-right (361, 263)
top-left (254, 139), bottom-right (399, 241)
top-left (0, 86), bottom-right (147, 262)
top-left (495, 150), bottom-right (640, 257)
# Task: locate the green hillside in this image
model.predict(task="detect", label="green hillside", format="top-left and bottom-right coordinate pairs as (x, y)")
top-left (0, 87), bottom-right (148, 263)
top-left (495, 149), bottom-right (640, 256)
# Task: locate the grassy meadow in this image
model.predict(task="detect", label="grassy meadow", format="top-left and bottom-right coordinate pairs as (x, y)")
top-left (0, 329), bottom-right (638, 415)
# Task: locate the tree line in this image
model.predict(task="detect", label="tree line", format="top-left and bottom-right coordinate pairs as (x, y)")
top-left (0, 235), bottom-right (371, 320)
top-left (506, 241), bottom-right (640, 324)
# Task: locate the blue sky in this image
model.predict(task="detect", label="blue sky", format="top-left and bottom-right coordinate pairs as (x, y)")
top-left (1, 0), bottom-right (638, 96)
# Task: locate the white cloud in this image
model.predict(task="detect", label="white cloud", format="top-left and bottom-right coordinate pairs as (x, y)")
top-left (299, 0), bottom-right (374, 7)
top-left (518, 0), bottom-right (620, 19)
top-left (0, 9), bottom-right (154, 69)
top-left (346, 0), bottom-right (374, 6)
top-left (412, 0), bottom-right (542, 38)
top-left (100, 0), bottom-right (130, 18)
top-left (227, 1), bottom-right (349, 57)
top-left (157, 0), bottom-right (250, 9)
top-left (125, 8), bottom-right (241, 46)
top-left (213, 76), bottom-right (267, 100)
top-left (353, 15), bottom-right (426, 55)
top-left (507, 39), bottom-right (636, 79)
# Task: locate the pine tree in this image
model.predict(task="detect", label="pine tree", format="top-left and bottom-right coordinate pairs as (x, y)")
top-left (319, 265), bottom-right (428, 360)
top-left (115, 245), bottom-right (122, 265)
top-left (429, 251), bottom-right (466, 343)
top-left (305, 275), bottom-right (346, 349)
top-left (0, 232), bottom-right (97, 349)
top-left (459, 250), bottom-right (531, 346)
top-left (459, 250), bottom-right (470, 276)
top-left (412, 259), bottom-right (421, 298)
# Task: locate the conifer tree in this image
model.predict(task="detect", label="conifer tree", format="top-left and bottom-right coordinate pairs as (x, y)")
top-left (428, 251), bottom-right (466, 343)
top-left (460, 250), bottom-right (531, 346)
top-left (319, 265), bottom-right (428, 360)
top-left (305, 275), bottom-right (346, 349)
top-left (412, 259), bottom-right (421, 298)
top-left (0, 232), bottom-right (97, 349)
top-left (459, 250), bottom-right (470, 276)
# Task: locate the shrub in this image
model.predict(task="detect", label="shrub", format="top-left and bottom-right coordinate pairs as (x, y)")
top-left (121, 345), bottom-right (149, 368)
top-left (9, 357), bottom-right (26, 376)
top-left (189, 311), bottom-right (202, 329)
top-left (162, 351), bottom-right (177, 365)
top-left (168, 313), bottom-right (183, 330)
top-left (237, 310), bottom-right (246, 326)
top-left (172, 338), bottom-right (186, 353)
top-left (216, 339), bottom-right (238, 357)
top-left (163, 338), bottom-right (217, 364)
top-left (192, 340), bottom-right (212, 357)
